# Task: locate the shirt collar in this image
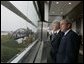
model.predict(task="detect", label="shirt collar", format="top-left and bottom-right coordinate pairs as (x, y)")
top-left (64, 29), bottom-right (71, 36)
top-left (56, 29), bottom-right (60, 34)
top-left (52, 29), bottom-right (60, 34)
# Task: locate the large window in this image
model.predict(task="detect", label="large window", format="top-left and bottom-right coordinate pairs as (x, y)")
top-left (1, 1), bottom-right (39, 63)
top-left (10, 1), bottom-right (39, 26)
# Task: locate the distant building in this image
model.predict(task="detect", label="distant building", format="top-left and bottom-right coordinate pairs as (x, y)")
top-left (16, 37), bottom-right (28, 44)
top-left (1, 31), bottom-right (9, 35)
top-left (23, 37), bottom-right (27, 40)
top-left (1, 31), bottom-right (13, 35)
top-left (16, 38), bottom-right (23, 44)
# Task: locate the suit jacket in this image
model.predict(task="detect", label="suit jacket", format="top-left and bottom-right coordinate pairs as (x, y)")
top-left (56, 30), bottom-right (81, 63)
top-left (50, 30), bottom-right (64, 62)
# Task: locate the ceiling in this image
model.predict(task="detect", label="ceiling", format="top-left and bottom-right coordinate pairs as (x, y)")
top-left (49, 1), bottom-right (81, 16)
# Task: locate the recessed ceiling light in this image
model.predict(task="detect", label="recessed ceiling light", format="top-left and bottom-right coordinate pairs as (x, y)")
top-left (47, 1), bottom-right (49, 3)
top-left (69, 2), bottom-right (71, 5)
top-left (61, 12), bottom-right (63, 14)
top-left (56, 2), bottom-right (59, 4)
top-left (52, 11), bottom-right (55, 13)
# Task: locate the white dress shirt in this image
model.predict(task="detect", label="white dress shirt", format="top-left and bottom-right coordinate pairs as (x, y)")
top-left (52, 29), bottom-right (60, 34)
top-left (64, 29), bottom-right (71, 36)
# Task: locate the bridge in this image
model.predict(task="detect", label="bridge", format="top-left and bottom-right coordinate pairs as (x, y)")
top-left (12, 28), bottom-right (34, 39)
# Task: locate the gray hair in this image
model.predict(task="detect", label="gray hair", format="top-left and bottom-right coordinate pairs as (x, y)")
top-left (51, 20), bottom-right (60, 26)
top-left (60, 19), bottom-right (72, 28)
top-left (60, 19), bottom-right (72, 23)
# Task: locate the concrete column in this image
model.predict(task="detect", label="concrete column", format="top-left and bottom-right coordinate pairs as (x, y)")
top-left (44, 2), bottom-right (49, 21)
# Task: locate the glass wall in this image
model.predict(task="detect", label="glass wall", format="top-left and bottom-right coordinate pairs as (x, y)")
top-left (10, 1), bottom-right (39, 26)
top-left (1, 1), bottom-right (39, 63)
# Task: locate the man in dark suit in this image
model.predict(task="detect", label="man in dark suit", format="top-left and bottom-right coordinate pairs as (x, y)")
top-left (49, 21), bottom-right (64, 63)
top-left (56, 19), bottom-right (81, 63)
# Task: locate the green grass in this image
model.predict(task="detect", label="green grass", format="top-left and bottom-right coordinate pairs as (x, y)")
top-left (1, 45), bottom-right (19, 62)
top-left (1, 34), bottom-right (34, 62)
top-left (1, 35), bottom-right (19, 62)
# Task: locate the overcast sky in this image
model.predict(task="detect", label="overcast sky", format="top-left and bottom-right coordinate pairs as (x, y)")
top-left (1, 1), bottom-right (39, 32)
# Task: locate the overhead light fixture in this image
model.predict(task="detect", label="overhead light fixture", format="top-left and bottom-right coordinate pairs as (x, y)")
top-left (69, 2), bottom-right (71, 5)
top-left (52, 11), bottom-right (55, 13)
top-left (61, 12), bottom-right (63, 14)
top-left (56, 2), bottom-right (59, 4)
top-left (47, 1), bottom-right (49, 3)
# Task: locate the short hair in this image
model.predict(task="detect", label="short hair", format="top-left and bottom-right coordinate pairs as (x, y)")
top-left (51, 20), bottom-right (60, 26)
top-left (60, 19), bottom-right (72, 28)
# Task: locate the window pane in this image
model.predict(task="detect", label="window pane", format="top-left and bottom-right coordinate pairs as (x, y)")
top-left (1, 1), bottom-right (38, 62)
top-left (10, 1), bottom-right (39, 26)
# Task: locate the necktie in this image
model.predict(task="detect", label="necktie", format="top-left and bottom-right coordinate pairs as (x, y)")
top-left (62, 32), bottom-right (66, 39)
top-left (61, 32), bottom-right (64, 36)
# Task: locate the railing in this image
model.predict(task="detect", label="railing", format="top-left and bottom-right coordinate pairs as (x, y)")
top-left (34, 41), bottom-right (43, 63)
top-left (21, 41), bottom-right (43, 63)
top-left (7, 39), bottom-right (39, 63)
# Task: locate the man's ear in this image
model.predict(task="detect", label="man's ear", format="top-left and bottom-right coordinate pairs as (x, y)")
top-left (67, 24), bottom-right (71, 28)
